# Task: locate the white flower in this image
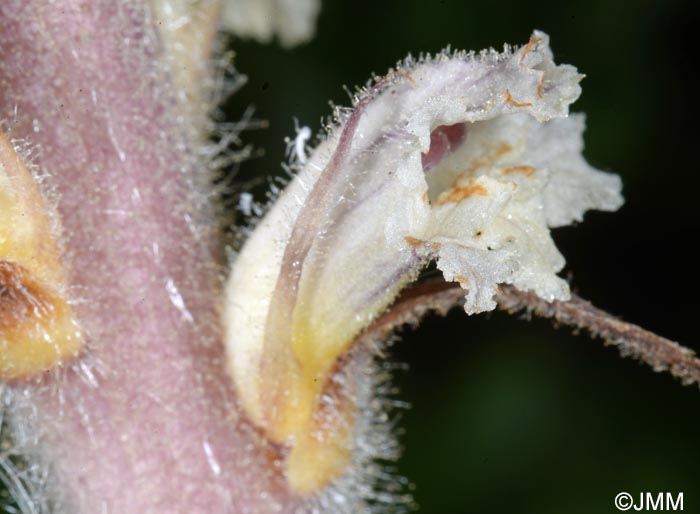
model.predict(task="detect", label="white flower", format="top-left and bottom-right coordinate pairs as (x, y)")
top-left (224, 31), bottom-right (622, 494)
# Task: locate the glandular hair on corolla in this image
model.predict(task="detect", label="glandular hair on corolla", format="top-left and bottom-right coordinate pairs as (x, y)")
top-left (225, 30), bottom-right (622, 504)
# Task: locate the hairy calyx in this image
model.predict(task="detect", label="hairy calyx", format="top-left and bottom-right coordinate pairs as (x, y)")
top-left (225, 31), bottom-right (622, 494)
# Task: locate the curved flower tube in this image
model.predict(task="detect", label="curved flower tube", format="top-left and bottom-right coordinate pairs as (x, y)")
top-left (225, 31), bottom-right (623, 494)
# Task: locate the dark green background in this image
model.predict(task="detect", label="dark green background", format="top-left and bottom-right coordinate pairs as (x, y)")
top-left (228, 0), bottom-right (699, 513)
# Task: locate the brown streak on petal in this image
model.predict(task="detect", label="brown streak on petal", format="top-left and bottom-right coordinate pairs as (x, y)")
top-left (404, 236), bottom-right (441, 253)
top-left (503, 165), bottom-right (536, 177)
top-left (519, 36), bottom-right (540, 66)
top-left (434, 184), bottom-right (488, 205)
top-left (0, 260), bottom-right (81, 381)
top-left (404, 236), bottom-right (425, 248)
top-left (454, 275), bottom-right (469, 285)
top-left (396, 70), bottom-right (416, 85)
top-left (537, 74), bottom-right (545, 98)
top-left (494, 143), bottom-right (513, 159)
top-left (505, 89), bottom-right (533, 107)
top-left (0, 260), bottom-right (54, 329)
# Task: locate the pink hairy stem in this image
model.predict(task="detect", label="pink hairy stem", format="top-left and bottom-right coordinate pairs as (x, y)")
top-left (0, 2), bottom-right (301, 512)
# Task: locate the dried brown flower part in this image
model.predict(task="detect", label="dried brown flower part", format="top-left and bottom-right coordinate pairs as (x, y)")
top-left (0, 132), bottom-right (82, 380)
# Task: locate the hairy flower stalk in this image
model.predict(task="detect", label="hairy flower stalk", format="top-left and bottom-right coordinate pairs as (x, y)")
top-left (226, 31), bottom-right (623, 494)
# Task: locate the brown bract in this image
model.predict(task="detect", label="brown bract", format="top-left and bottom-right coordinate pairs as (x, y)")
top-left (0, 131), bottom-right (82, 381)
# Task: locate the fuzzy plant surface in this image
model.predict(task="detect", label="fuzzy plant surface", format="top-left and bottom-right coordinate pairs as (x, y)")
top-left (0, 1), bottom-right (697, 514)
